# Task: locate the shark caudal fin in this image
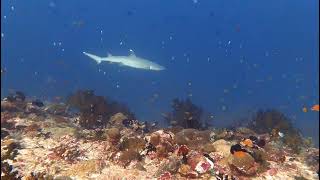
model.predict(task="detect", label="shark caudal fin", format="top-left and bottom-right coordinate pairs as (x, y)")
top-left (83, 52), bottom-right (103, 64)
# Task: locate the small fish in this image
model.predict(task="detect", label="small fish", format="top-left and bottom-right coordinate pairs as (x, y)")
top-left (1, 68), bottom-right (6, 74)
top-left (233, 151), bottom-right (246, 158)
top-left (72, 20), bottom-right (85, 27)
top-left (240, 139), bottom-right (253, 148)
top-left (302, 107), bottom-right (308, 113)
top-left (311, 104), bottom-right (319, 112)
top-left (278, 132), bottom-right (284, 138)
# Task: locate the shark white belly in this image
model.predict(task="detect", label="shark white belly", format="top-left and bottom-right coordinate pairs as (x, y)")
top-left (83, 50), bottom-right (165, 71)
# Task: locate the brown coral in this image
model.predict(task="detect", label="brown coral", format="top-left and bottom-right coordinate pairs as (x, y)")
top-left (174, 129), bottom-right (211, 150)
top-left (164, 98), bottom-right (206, 129)
top-left (66, 90), bottom-right (135, 129)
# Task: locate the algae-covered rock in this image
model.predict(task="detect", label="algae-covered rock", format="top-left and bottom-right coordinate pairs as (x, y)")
top-left (106, 127), bottom-right (121, 145)
top-left (109, 113), bottom-right (128, 127)
top-left (228, 152), bottom-right (257, 176)
top-left (155, 155), bottom-right (181, 176)
top-left (174, 129), bottom-right (211, 150)
top-left (202, 143), bottom-right (216, 153)
top-left (46, 127), bottom-right (77, 139)
top-left (119, 137), bottom-right (146, 152)
top-left (212, 139), bottom-right (232, 158)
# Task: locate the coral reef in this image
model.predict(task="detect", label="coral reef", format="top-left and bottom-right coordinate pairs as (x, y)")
top-left (174, 129), bottom-right (211, 150)
top-left (47, 135), bottom-right (84, 163)
top-left (66, 90), bottom-right (134, 129)
top-left (248, 109), bottom-right (306, 153)
top-left (164, 98), bottom-right (205, 129)
top-left (0, 94), bottom-right (319, 180)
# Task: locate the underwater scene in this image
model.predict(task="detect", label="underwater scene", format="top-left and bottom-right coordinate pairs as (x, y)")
top-left (1, 0), bottom-right (319, 179)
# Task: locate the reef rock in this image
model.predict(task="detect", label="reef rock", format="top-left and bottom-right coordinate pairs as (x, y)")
top-left (174, 129), bottom-right (211, 150)
top-left (228, 152), bottom-right (257, 176)
top-left (212, 139), bottom-right (232, 158)
top-left (109, 113), bottom-right (128, 127)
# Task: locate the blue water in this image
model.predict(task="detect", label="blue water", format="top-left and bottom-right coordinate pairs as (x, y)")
top-left (1, 0), bottom-right (319, 145)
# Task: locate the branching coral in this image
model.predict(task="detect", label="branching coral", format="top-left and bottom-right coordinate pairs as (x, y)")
top-left (66, 90), bottom-right (134, 129)
top-left (247, 109), bottom-right (305, 153)
top-left (248, 109), bottom-right (294, 134)
top-left (164, 98), bottom-right (205, 129)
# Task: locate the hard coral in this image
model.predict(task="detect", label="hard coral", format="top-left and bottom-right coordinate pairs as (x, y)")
top-left (147, 130), bottom-right (175, 158)
top-left (174, 129), bottom-right (211, 150)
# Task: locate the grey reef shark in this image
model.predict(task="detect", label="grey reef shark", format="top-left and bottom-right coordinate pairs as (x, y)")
top-left (83, 49), bottom-right (165, 71)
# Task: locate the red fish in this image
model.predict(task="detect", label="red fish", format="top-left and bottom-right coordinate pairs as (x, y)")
top-left (311, 104), bottom-right (319, 112)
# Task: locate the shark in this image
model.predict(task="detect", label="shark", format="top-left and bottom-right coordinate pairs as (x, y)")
top-left (83, 49), bottom-right (165, 71)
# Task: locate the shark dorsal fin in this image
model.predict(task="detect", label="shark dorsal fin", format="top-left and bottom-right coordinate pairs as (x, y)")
top-left (107, 53), bottom-right (112, 57)
top-left (129, 49), bottom-right (136, 57)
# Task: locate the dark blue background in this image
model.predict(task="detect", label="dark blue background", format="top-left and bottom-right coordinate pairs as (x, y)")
top-left (1, 0), bottom-right (319, 145)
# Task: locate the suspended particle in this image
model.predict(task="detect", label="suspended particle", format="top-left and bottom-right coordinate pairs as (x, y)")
top-left (171, 56), bottom-right (175, 60)
top-left (103, 72), bottom-right (106, 75)
top-left (232, 84), bottom-right (238, 89)
top-left (1, 33), bottom-right (4, 38)
top-left (11, 6), bottom-right (14, 11)
top-left (281, 74), bottom-right (287, 79)
top-left (221, 105), bottom-right (227, 111)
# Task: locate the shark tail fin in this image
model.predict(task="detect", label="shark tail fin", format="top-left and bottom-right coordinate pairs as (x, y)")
top-left (83, 52), bottom-right (103, 64)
